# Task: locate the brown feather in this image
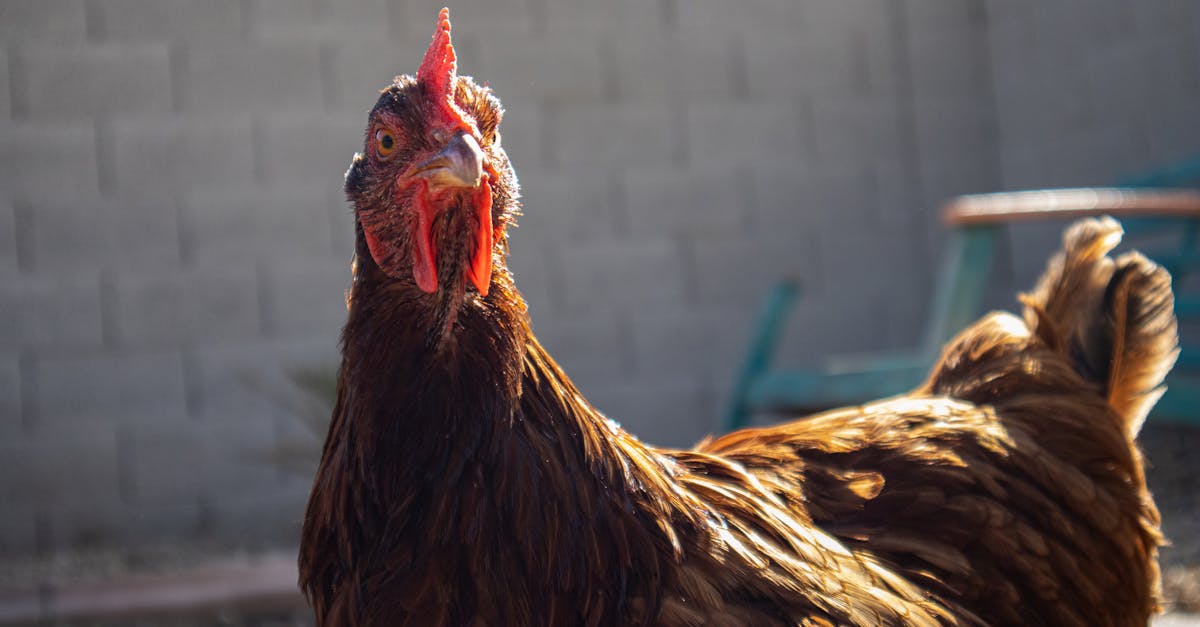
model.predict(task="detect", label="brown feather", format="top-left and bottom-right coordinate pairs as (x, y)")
top-left (299, 38), bottom-right (1174, 625)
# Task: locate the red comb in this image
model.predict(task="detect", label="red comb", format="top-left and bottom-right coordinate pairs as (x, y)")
top-left (417, 8), bottom-right (457, 98)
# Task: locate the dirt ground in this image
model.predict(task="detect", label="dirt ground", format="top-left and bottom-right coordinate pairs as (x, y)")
top-left (1142, 421), bottom-right (1200, 613)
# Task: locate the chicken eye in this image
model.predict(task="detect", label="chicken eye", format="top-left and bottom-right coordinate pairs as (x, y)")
top-left (375, 128), bottom-right (397, 158)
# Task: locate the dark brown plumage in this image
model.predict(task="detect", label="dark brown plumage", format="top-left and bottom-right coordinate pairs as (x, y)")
top-left (300, 11), bottom-right (1175, 626)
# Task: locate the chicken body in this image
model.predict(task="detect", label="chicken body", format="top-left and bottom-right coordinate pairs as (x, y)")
top-left (300, 11), bottom-right (1173, 626)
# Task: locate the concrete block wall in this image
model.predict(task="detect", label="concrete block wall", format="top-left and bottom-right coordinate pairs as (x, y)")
top-left (0, 0), bottom-right (351, 555)
top-left (0, 0), bottom-right (1189, 555)
top-left (983, 0), bottom-right (1200, 286)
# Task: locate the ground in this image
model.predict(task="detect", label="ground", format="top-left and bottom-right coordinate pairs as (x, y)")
top-left (1143, 422), bottom-right (1200, 614)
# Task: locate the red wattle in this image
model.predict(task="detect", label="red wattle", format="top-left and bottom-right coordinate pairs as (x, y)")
top-left (412, 196), bottom-right (439, 293)
top-left (466, 179), bottom-right (493, 296)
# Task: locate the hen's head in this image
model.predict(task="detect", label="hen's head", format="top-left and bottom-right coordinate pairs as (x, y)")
top-left (346, 8), bottom-right (517, 307)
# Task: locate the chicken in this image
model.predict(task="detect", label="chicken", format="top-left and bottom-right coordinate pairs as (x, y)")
top-left (299, 9), bottom-right (1177, 626)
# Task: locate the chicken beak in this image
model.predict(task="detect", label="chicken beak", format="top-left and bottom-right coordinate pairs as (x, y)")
top-left (406, 133), bottom-right (484, 189)
top-left (402, 132), bottom-right (493, 296)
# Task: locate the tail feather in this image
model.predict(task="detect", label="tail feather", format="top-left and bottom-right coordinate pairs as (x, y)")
top-left (1020, 216), bottom-right (1180, 435)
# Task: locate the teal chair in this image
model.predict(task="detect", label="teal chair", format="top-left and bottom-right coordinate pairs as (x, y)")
top-left (724, 186), bottom-right (1200, 431)
top-left (1116, 155), bottom-right (1200, 418)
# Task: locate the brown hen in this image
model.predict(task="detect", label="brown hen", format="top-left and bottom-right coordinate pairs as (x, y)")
top-left (299, 10), bottom-right (1176, 626)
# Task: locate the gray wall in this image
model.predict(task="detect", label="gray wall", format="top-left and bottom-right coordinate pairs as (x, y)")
top-left (0, 0), bottom-right (1195, 555)
top-left (985, 1), bottom-right (1200, 284)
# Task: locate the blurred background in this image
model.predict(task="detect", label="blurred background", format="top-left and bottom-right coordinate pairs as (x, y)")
top-left (1, 0), bottom-right (1199, 623)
